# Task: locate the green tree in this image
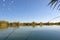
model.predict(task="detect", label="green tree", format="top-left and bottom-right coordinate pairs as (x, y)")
top-left (32, 21), bottom-right (36, 26)
top-left (48, 0), bottom-right (60, 9)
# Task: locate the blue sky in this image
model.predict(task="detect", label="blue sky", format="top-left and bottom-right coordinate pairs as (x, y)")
top-left (0, 0), bottom-right (60, 22)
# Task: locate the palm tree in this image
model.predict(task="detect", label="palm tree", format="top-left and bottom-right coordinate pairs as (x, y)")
top-left (48, 0), bottom-right (60, 9)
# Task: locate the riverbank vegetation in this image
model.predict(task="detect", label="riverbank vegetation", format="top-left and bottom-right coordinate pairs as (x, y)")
top-left (0, 21), bottom-right (60, 27)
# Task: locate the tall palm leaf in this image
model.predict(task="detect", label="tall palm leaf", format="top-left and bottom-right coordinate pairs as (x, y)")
top-left (48, 0), bottom-right (60, 9)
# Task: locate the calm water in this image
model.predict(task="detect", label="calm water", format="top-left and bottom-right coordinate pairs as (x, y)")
top-left (0, 25), bottom-right (60, 40)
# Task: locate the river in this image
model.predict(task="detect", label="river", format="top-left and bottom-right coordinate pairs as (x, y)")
top-left (0, 25), bottom-right (60, 40)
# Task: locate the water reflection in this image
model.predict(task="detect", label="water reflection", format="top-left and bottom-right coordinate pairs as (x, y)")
top-left (0, 25), bottom-right (43, 30)
top-left (0, 26), bottom-right (8, 29)
top-left (0, 25), bottom-right (59, 29)
top-left (0, 26), bottom-right (60, 40)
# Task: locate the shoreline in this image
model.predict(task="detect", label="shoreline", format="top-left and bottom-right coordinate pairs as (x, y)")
top-left (0, 21), bottom-right (60, 27)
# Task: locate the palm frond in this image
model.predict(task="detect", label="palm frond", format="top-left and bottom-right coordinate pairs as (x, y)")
top-left (48, 0), bottom-right (58, 7)
top-left (53, 1), bottom-right (58, 9)
top-left (48, 0), bottom-right (60, 9)
top-left (57, 4), bottom-right (60, 10)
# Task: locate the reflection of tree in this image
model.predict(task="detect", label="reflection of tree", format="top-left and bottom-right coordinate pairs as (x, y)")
top-left (0, 26), bottom-right (8, 29)
top-left (32, 25), bottom-right (36, 28)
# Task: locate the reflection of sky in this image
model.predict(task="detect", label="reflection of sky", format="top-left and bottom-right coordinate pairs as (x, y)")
top-left (0, 26), bottom-right (60, 40)
top-left (0, 0), bottom-right (60, 22)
